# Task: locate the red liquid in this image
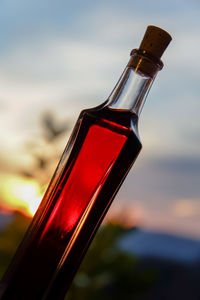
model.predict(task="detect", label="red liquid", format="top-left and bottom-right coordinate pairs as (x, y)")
top-left (0, 106), bottom-right (142, 300)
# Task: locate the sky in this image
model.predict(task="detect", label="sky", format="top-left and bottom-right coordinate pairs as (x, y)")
top-left (0, 0), bottom-right (200, 238)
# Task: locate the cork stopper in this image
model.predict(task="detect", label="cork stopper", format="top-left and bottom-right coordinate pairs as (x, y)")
top-left (139, 25), bottom-right (172, 59)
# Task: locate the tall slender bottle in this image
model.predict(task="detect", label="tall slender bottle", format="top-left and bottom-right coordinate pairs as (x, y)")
top-left (0, 26), bottom-right (171, 300)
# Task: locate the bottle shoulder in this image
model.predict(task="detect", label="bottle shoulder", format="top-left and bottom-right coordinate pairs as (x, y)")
top-left (80, 105), bottom-right (142, 145)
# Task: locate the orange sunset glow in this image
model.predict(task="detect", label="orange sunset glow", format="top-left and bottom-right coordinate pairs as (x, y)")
top-left (0, 174), bottom-right (43, 217)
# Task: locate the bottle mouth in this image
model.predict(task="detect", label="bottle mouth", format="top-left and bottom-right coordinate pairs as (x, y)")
top-left (131, 49), bottom-right (163, 69)
top-left (128, 49), bottom-right (163, 78)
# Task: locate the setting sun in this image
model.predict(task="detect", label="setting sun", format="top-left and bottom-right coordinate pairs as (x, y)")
top-left (0, 174), bottom-right (43, 217)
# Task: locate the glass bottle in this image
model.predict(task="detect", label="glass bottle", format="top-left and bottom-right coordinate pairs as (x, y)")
top-left (0, 26), bottom-right (171, 300)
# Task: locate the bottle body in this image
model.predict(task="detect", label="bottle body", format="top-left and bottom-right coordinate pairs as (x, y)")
top-left (0, 105), bottom-right (141, 300)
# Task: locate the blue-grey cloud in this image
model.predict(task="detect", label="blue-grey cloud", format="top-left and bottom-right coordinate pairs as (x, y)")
top-left (116, 153), bottom-right (200, 206)
top-left (152, 156), bottom-right (200, 175)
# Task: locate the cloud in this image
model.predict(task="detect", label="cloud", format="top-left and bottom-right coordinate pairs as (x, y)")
top-left (152, 156), bottom-right (200, 175)
top-left (113, 152), bottom-right (200, 217)
top-left (171, 199), bottom-right (200, 218)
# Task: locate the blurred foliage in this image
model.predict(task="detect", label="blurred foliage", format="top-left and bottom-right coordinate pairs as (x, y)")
top-left (41, 112), bottom-right (69, 142)
top-left (0, 212), bottom-right (31, 279)
top-left (21, 112), bottom-right (70, 186)
top-left (65, 223), bottom-right (157, 300)
top-left (0, 112), bottom-right (70, 279)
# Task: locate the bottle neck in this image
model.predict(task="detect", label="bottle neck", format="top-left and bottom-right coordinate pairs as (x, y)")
top-left (107, 50), bottom-right (162, 116)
